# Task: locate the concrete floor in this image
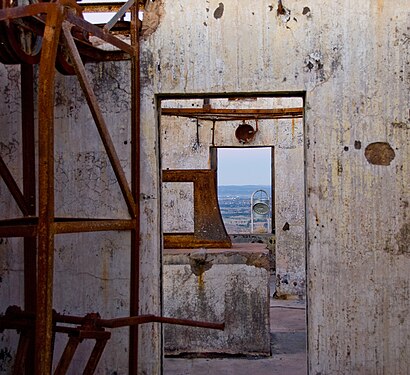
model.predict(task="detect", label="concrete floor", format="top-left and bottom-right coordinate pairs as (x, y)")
top-left (164, 299), bottom-right (307, 375)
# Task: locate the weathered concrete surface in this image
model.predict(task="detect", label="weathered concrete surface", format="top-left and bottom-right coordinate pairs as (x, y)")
top-left (0, 0), bottom-right (409, 374)
top-left (140, 1), bottom-right (410, 374)
top-left (163, 245), bottom-right (271, 356)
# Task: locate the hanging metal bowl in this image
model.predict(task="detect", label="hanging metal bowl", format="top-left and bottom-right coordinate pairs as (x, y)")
top-left (235, 121), bottom-right (257, 144)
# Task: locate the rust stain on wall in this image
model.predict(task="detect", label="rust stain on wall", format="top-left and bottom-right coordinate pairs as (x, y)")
top-left (395, 222), bottom-right (410, 256)
top-left (391, 121), bottom-right (410, 130)
top-left (189, 253), bottom-right (213, 276)
top-left (141, 0), bottom-right (165, 38)
top-left (364, 142), bottom-right (395, 166)
top-left (245, 253), bottom-right (271, 271)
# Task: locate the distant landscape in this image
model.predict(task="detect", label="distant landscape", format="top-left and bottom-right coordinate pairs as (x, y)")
top-left (217, 185), bottom-right (272, 234)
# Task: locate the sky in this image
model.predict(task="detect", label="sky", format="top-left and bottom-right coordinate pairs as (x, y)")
top-left (217, 148), bottom-right (272, 186)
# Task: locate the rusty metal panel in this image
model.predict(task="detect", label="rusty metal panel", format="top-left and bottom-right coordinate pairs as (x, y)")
top-left (163, 169), bottom-right (232, 249)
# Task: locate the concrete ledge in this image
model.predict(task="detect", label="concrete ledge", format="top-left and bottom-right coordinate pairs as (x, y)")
top-left (163, 244), bottom-right (272, 356)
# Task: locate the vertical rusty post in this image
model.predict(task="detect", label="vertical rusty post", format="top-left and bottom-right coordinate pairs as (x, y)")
top-left (129, 2), bottom-right (140, 374)
top-left (36, 4), bottom-right (64, 373)
top-left (21, 62), bottom-right (37, 375)
top-left (21, 63), bottom-right (36, 310)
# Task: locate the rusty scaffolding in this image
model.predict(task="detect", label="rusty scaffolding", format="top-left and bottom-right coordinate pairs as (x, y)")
top-left (0, 1), bottom-right (223, 373)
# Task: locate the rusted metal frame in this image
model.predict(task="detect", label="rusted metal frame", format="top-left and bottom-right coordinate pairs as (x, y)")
top-left (61, 23), bottom-right (137, 219)
top-left (53, 312), bottom-right (224, 331)
top-left (83, 337), bottom-right (110, 375)
top-left (66, 12), bottom-right (133, 55)
top-left (21, 62), bottom-right (37, 374)
top-left (0, 3), bottom-right (50, 22)
top-left (162, 170), bottom-right (231, 249)
top-left (103, 0), bottom-right (134, 32)
top-left (12, 330), bottom-right (31, 375)
top-left (0, 219), bottom-right (136, 235)
top-left (161, 107), bottom-right (304, 116)
top-left (0, 155), bottom-right (29, 215)
top-left (54, 336), bottom-right (82, 375)
top-left (54, 219), bottom-right (136, 233)
top-left (98, 315), bottom-right (225, 330)
top-left (163, 234), bottom-right (232, 249)
top-left (129, 3), bottom-right (140, 374)
top-left (186, 115), bottom-right (302, 121)
top-left (0, 224), bottom-right (37, 237)
top-left (2, 4), bottom-right (134, 53)
top-left (161, 107), bottom-right (304, 121)
top-left (36, 4), bottom-right (65, 374)
top-left (80, 3), bottom-right (124, 13)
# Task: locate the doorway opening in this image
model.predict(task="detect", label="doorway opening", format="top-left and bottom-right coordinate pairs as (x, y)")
top-left (159, 95), bottom-right (307, 374)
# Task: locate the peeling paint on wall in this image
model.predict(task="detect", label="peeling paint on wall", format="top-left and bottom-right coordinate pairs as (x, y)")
top-left (141, 0), bottom-right (165, 38)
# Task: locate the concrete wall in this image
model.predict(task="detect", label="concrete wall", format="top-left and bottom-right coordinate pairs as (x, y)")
top-left (163, 247), bottom-right (271, 356)
top-left (140, 0), bottom-right (410, 374)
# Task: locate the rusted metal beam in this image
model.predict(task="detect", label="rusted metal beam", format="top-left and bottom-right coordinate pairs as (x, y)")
top-left (52, 312), bottom-right (224, 331)
top-left (80, 2), bottom-right (125, 13)
top-left (161, 107), bottom-right (304, 121)
top-left (2, 306), bottom-right (224, 373)
top-left (0, 155), bottom-right (29, 216)
top-left (21, 63), bottom-right (37, 375)
top-left (36, 3), bottom-right (64, 373)
top-left (97, 315), bottom-right (225, 331)
top-left (0, 225), bottom-right (37, 237)
top-left (12, 330), bottom-right (31, 375)
top-left (54, 219), bottom-right (136, 233)
top-left (163, 234), bottom-right (232, 249)
top-left (54, 336), bottom-right (81, 375)
top-left (0, 3), bottom-right (50, 22)
top-left (21, 63), bottom-right (37, 308)
top-left (62, 23), bottom-right (137, 219)
top-left (103, 0), bottom-right (135, 32)
top-left (83, 338), bottom-right (110, 375)
top-left (66, 12), bottom-right (133, 55)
